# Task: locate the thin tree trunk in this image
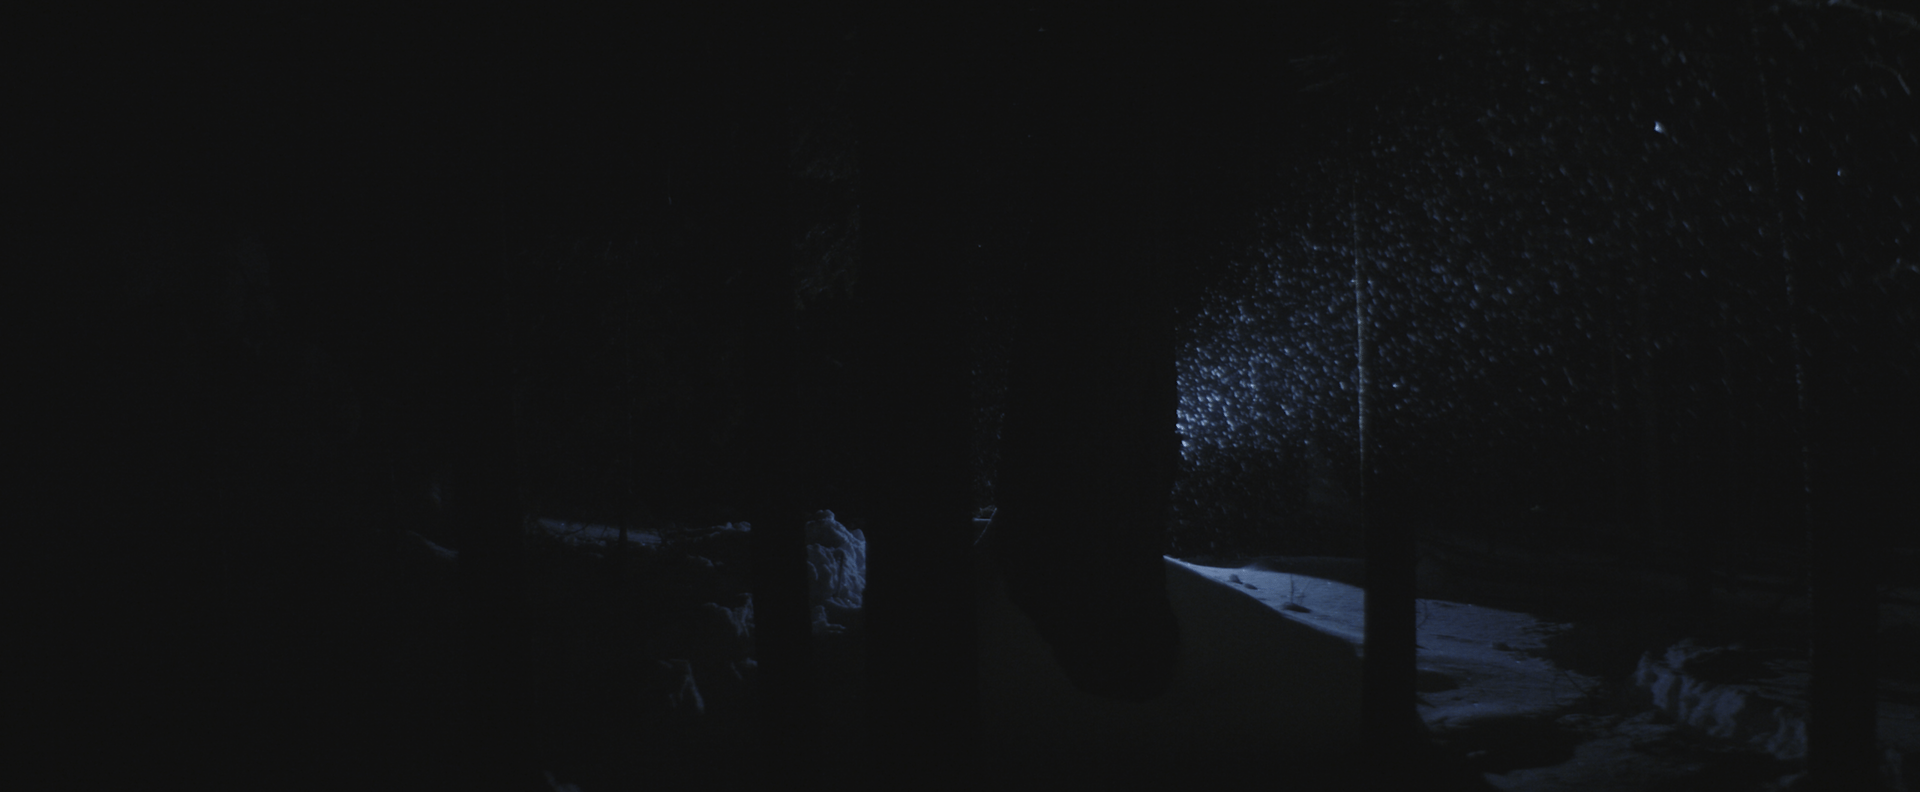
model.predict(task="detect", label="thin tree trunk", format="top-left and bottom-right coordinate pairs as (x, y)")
top-left (1750, 6), bottom-right (1882, 786)
top-left (714, 11), bottom-right (820, 781)
top-left (1634, 278), bottom-right (1664, 577)
top-left (447, 167), bottom-right (538, 792)
top-left (739, 197), bottom-right (819, 787)
top-left (1807, 467), bottom-right (1884, 790)
top-left (1352, 130), bottom-right (1419, 785)
top-left (1793, 153), bottom-right (1884, 792)
top-left (427, 23), bottom-right (539, 787)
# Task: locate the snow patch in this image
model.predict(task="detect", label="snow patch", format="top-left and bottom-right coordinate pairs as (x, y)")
top-left (692, 597), bottom-right (754, 659)
top-left (533, 518), bottom-right (665, 549)
top-left (1632, 639), bottom-right (1806, 760)
top-left (1632, 638), bottom-right (1913, 790)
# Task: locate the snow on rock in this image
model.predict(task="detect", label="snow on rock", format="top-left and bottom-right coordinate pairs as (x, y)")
top-left (1632, 639), bottom-right (1806, 760)
top-left (516, 510), bottom-right (864, 739)
top-left (804, 510), bottom-right (866, 634)
top-left (809, 605), bottom-right (841, 636)
top-left (401, 529), bottom-right (458, 565)
top-left (534, 518), bottom-right (664, 550)
top-left (649, 658), bottom-right (705, 718)
top-left (1623, 635), bottom-right (1920, 792)
top-left (664, 554), bottom-right (720, 595)
top-left (691, 595), bottom-right (754, 660)
top-left (1632, 642), bottom-right (1911, 790)
top-left (805, 510), bottom-right (865, 608)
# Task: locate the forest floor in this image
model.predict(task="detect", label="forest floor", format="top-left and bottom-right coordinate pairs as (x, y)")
top-left (105, 494), bottom-right (1910, 791)
top-left (1373, 523), bottom-right (1920, 791)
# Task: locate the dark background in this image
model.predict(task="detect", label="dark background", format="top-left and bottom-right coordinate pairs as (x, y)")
top-left (22, 0), bottom-right (1918, 788)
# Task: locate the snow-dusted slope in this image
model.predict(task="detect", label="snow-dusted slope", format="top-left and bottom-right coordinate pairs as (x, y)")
top-left (1177, 557), bottom-right (1599, 730)
top-left (1632, 638), bottom-right (1913, 790)
top-left (975, 556), bottom-right (1364, 777)
top-left (1633, 640), bottom-right (1808, 760)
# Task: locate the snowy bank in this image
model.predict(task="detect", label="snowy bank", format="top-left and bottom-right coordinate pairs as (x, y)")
top-left (976, 556), bottom-right (1364, 774)
top-left (1634, 638), bottom-right (1911, 790)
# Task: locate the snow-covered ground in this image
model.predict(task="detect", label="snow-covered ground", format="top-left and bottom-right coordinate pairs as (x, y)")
top-left (532, 519), bottom-right (667, 549)
top-left (975, 554), bottom-right (1365, 780)
top-left (406, 515), bottom-right (1917, 791)
top-left (1175, 551), bottom-right (1916, 791)
top-left (1174, 557), bottom-right (1600, 735)
top-left (1205, 532), bottom-right (1920, 791)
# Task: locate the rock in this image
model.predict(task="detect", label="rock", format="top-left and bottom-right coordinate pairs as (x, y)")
top-left (804, 510), bottom-right (866, 630)
top-left (649, 658), bottom-right (704, 719)
top-left (690, 595), bottom-right (754, 660)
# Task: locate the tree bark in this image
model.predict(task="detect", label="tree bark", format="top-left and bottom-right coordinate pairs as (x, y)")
top-left (1363, 515), bottom-right (1420, 785)
top-left (733, 21), bottom-right (822, 780)
top-left (1799, 259), bottom-right (1890, 792)
top-left (977, 4), bottom-right (1185, 711)
top-left (852, 5), bottom-right (985, 782)
top-left (356, 101), bottom-right (532, 792)
top-left (991, 178), bottom-right (1182, 705)
top-left (429, 12), bottom-right (538, 789)
top-left (1751, 6), bottom-right (1886, 779)
top-left (443, 175), bottom-right (539, 792)
top-left (1805, 467), bottom-right (1883, 791)
top-left (1353, 150), bottom-right (1420, 785)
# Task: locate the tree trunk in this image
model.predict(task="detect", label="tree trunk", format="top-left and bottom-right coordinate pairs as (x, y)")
top-left (1635, 277), bottom-right (1666, 577)
top-left (1363, 514), bottom-right (1420, 785)
top-left (1805, 465), bottom-right (1883, 791)
top-left (1352, 149), bottom-right (1419, 784)
top-left (980, 4), bottom-right (1183, 714)
top-left (1798, 249), bottom-right (1888, 792)
top-left (1748, 7), bottom-right (1884, 780)
top-left (381, 36), bottom-right (543, 791)
top-left (991, 178), bottom-right (1182, 706)
top-left (852, 6), bottom-right (984, 782)
top-left (443, 179), bottom-right (539, 792)
top-left (734, 29), bottom-right (821, 782)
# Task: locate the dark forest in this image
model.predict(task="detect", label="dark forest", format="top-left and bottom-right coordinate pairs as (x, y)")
top-left (23, 2), bottom-right (1920, 790)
